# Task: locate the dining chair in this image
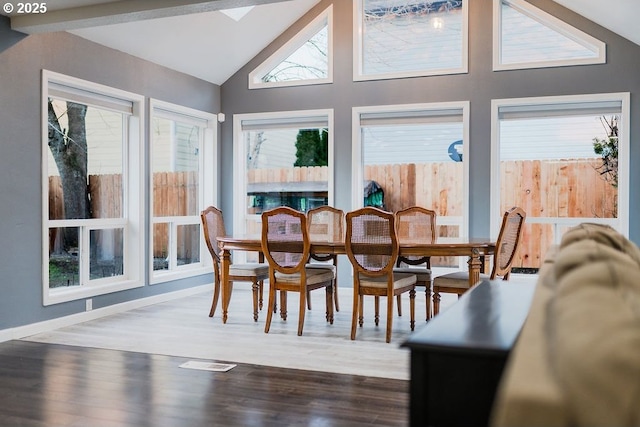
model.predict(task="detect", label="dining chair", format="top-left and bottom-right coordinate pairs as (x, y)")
top-left (345, 207), bottom-right (417, 343)
top-left (394, 206), bottom-right (436, 321)
top-left (261, 206), bottom-right (335, 336)
top-left (201, 206), bottom-right (269, 322)
top-left (432, 206), bottom-right (526, 315)
top-left (307, 205), bottom-right (344, 312)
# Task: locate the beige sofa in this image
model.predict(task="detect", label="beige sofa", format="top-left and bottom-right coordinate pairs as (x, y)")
top-left (491, 223), bottom-right (640, 427)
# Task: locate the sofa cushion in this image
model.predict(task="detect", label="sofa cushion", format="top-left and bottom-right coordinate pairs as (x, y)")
top-left (548, 223), bottom-right (640, 426)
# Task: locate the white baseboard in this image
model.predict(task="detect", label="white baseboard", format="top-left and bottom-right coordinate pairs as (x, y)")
top-left (0, 284), bottom-right (211, 343)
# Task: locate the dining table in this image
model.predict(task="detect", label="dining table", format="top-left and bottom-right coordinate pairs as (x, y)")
top-left (216, 235), bottom-right (496, 323)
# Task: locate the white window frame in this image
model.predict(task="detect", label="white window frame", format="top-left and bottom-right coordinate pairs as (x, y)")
top-left (42, 70), bottom-right (145, 305)
top-left (248, 5), bottom-right (333, 89)
top-left (490, 93), bottom-right (630, 240)
top-left (233, 109), bottom-right (334, 241)
top-left (353, 0), bottom-right (469, 82)
top-left (493, 0), bottom-right (606, 71)
top-left (352, 102), bottom-right (470, 240)
top-left (149, 99), bottom-right (217, 284)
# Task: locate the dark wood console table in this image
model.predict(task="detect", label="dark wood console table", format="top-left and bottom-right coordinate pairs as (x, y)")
top-left (402, 280), bottom-right (536, 427)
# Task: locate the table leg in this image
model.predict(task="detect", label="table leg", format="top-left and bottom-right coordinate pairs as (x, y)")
top-left (221, 249), bottom-right (231, 324)
top-left (468, 248), bottom-right (482, 288)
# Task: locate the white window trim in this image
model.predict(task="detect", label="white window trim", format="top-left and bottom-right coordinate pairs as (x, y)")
top-left (490, 92), bottom-right (630, 239)
top-left (233, 109), bottom-right (334, 238)
top-left (248, 5), bottom-right (333, 89)
top-left (351, 102), bottom-right (470, 239)
top-left (493, 0), bottom-right (606, 71)
top-left (42, 70), bottom-right (146, 305)
top-left (149, 99), bottom-right (217, 284)
top-left (353, 0), bottom-right (469, 82)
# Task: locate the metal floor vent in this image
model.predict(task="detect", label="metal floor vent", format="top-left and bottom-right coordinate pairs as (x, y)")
top-left (179, 361), bottom-right (237, 372)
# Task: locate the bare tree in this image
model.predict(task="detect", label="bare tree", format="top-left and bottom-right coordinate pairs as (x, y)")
top-left (48, 99), bottom-right (91, 249)
top-left (593, 115), bottom-right (618, 188)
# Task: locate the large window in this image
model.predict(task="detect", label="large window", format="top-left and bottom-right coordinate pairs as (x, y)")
top-left (354, 0), bottom-right (468, 81)
top-left (150, 100), bottom-right (216, 283)
top-left (233, 110), bottom-right (333, 241)
top-left (493, 0), bottom-right (605, 71)
top-left (249, 6), bottom-right (333, 89)
top-left (353, 103), bottom-right (469, 265)
top-left (491, 93), bottom-right (630, 269)
top-left (43, 70), bottom-right (144, 305)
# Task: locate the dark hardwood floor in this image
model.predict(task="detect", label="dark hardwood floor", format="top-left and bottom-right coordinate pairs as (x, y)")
top-left (0, 340), bottom-right (408, 427)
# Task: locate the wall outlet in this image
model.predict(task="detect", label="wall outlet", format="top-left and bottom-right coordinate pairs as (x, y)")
top-left (86, 298), bottom-right (92, 311)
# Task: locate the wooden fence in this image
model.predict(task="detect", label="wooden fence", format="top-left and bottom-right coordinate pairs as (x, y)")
top-left (247, 160), bottom-right (617, 269)
top-left (49, 172), bottom-right (199, 257)
top-left (49, 160), bottom-right (617, 268)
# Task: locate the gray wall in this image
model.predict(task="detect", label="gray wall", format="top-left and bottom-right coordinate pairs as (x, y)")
top-left (0, 16), bottom-right (220, 330)
top-left (220, 0), bottom-right (640, 242)
top-left (2, 0), bottom-right (640, 332)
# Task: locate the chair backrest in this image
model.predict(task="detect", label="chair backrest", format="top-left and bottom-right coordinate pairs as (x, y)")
top-left (308, 205), bottom-right (344, 243)
top-left (201, 205), bottom-right (226, 263)
top-left (261, 207), bottom-right (310, 274)
top-left (491, 206), bottom-right (527, 280)
top-left (345, 207), bottom-right (398, 275)
top-left (395, 206), bottom-right (436, 266)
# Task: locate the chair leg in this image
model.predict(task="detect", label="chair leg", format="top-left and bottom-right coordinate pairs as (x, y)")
top-left (208, 272), bottom-right (220, 318)
top-left (297, 288), bottom-right (307, 336)
top-left (251, 281), bottom-right (259, 322)
top-left (307, 289), bottom-right (312, 310)
top-left (358, 295), bottom-right (365, 327)
top-left (425, 286), bottom-right (432, 321)
top-left (280, 291), bottom-right (287, 321)
top-left (385, 294), bottom-right (394, 343)
top-left (396, 294), bottom-right (402, 317)
top-left (433, 290), bottom-right (441, 316)
top-left (325, 285), bottom-right (334, 324)
top-left (410, 288), bottom-right (416, 331)
top-left (374, 296), bottom-right (380, 326)
top-left (258, 281), bottom-right (264, 310)
top-left (351, 288), bottom-right (359, 340)
top-left (264, 284), bottom-right (276, 333)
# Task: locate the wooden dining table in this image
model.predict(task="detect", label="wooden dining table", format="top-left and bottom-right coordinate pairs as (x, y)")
top-left (216, 236), bottom-right (496, 323)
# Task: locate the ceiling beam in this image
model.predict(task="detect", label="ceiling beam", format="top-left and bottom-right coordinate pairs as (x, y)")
top-left (11, 0), bottom-right (286, 33)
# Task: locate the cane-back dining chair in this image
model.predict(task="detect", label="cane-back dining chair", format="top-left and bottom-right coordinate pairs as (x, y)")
top-left (432, 206), bottom-right (526, 315)
top-left (345, 207), bottom-right (417, 343)
top-left (261, 207), bottom-right (335, 336)
top-left (201, 206), bottom-right (269, 322)
top-left (307, 205), bottom-right (344, 312)
top-left (394, 206), bottom-right (437, 321)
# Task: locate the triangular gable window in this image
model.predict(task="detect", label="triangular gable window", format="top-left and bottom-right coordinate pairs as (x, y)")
top-left (493, 0), bottom-right (605, 71)
top-left (249, 5), bottom-right (332, 89)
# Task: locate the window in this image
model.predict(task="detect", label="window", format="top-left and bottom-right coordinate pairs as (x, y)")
top-left (352, 102), bottom-right (469, 266)
top-left (354, 0), bottom-right (468, 81)
top-left (43, 70), bottom-right (144, 305)
top-left (493, 0), bottom-right (606, 71)
top-left (233, 110), bottom-right (333, 248)
top-left (491, 93), bottom-right (630, 270)
top-left (249, 5), bottom-right (333, 89)
top-left (150, 100), bottom-right (216, 283)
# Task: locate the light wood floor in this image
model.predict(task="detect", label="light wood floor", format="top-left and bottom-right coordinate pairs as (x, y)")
top-left (22, 273), bottom-right (537, 380)
top-left (23, 284), bottom-right (454, 380)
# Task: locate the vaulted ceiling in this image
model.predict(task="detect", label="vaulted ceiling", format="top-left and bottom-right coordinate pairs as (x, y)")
top-left (3, 0), bottom-right (638, 85)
